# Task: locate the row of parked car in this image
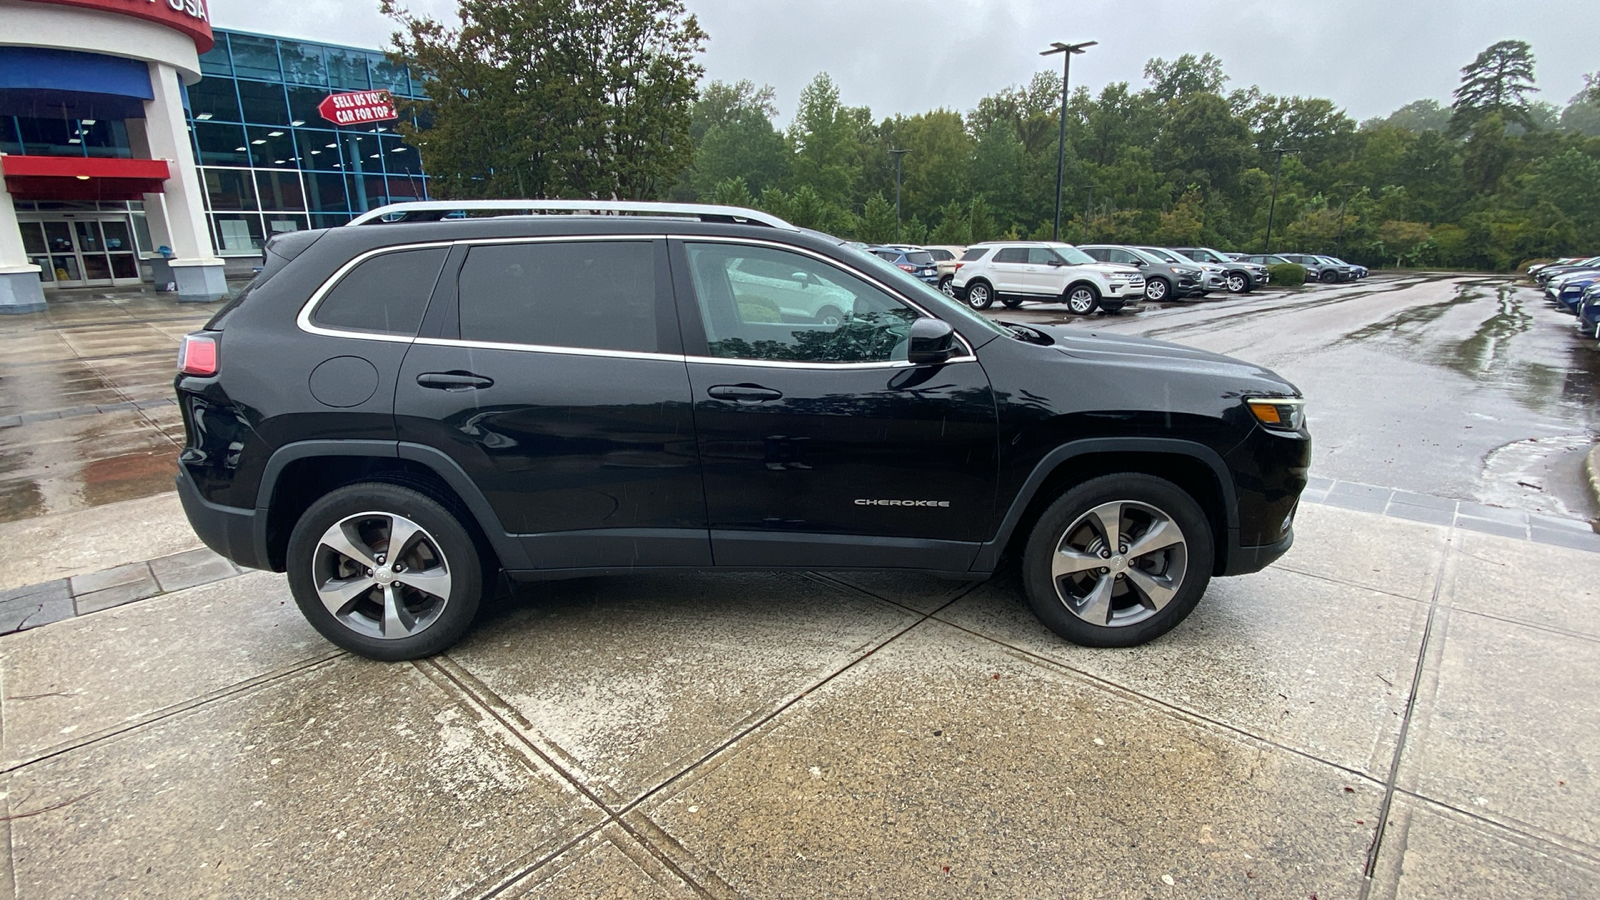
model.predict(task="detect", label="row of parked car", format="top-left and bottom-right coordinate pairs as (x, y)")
top-left (853, 241), bottom-right (1368, 315)
top-left (1530, 256), bottom-right (1600, 340)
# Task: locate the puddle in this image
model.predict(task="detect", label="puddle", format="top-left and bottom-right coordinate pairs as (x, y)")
top-left (1338, 282), bottom-right (1482, 344)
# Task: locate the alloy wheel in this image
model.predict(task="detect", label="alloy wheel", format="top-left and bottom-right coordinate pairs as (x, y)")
top-left (1049, 500), bottom-right (1187, 628)
top-left (967, 283), bottom-right (993, 310)
top-left (1145, 279), bottom-right (1168, 301)
top-left (1067, 288), bottom-right (1097, 314)
top-left (1227, 273), bottom-right (1247, 293)
top-left (312, 511), bottom-right (453, 640)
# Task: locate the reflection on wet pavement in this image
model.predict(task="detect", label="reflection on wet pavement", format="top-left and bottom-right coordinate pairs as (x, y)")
top-left (0, 290), bottom-right (219, 524)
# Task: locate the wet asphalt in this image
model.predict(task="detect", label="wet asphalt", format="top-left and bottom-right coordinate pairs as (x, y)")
top-left (999, 273), bottom-right (1600, 522)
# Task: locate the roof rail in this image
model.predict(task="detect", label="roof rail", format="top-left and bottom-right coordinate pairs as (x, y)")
top-left (347, 199), bottom-right (797, 230)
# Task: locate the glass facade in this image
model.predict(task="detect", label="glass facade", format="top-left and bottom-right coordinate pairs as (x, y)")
top-left (187, 29), bottom-right (430, 255)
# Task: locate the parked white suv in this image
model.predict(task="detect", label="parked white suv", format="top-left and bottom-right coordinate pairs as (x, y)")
top-left (952, 242), bottom-right (1146, 314)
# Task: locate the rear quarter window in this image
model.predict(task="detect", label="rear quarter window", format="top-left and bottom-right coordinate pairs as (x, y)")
top-left (311, 247), bottom-right (448, 336)
top-left (960, 248), bottom-right (988, 262)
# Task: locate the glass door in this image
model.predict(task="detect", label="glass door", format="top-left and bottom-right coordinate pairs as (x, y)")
top-left (18, 217), bottom-right (142, 287)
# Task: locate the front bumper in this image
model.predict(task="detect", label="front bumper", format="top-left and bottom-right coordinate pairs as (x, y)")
top-left (1221, 527), bottom-right (1295, 576)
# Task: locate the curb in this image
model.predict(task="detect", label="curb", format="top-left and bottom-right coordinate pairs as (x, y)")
top-left (1587, 443), bottom-right (1600, 513)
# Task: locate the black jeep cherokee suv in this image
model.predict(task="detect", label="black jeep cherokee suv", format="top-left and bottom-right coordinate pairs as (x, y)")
top-left (175, 201), bottom-right (1309, 661)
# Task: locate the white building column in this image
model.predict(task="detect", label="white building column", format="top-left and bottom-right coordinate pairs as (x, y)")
top-left (129, 60), bottom-right (226, 302)
top-left (0, 171), bottom-right (47, 314)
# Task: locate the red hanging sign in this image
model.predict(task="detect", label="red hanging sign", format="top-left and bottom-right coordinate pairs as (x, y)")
top-left (317, 90), bottom-right (400, 127)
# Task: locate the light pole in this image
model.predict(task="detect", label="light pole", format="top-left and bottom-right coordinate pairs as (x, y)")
top-left (1262, 145), bottom-right (1298, 254)
top-left (888, 148), bottom-right (911, 242)
top-left (1040, 40), bottom-right (1096, 241)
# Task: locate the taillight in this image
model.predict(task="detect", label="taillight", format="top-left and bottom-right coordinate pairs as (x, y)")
top-left (897, 264), bottom-right (916, 272)
top-left (954, 262), bottom-right (965, 271)
top-left (179, 333), bottom-right (218, 376)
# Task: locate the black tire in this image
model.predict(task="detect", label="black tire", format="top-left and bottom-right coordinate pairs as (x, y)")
top-left (1065, 283), bottom-right (1100, 315)
top-left (1000, 295), bottom-right (1025, 309)
top-left (1144, 277), bottom-right (1171, 302)
top-left (1319, 269), bottom-right (1338, 283)
top-left (1021, 474), bottom-right (1213, 648)
top-left (287, 482), bottom-right (485, 661)
top-left (938, 276), bottom-right (955, 298)
top-left (1225, 272), bottom-right (1249, 293)
top-left (965, 280), bottom-right (995, 310)
top-left (815, 305), bottom-right (844, 327)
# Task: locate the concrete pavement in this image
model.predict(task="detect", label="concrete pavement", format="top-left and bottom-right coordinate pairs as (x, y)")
top-left (0, 495), bottom-right (1597, 897)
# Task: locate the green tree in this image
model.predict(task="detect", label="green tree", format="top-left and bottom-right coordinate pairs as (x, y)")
top-left (1450, 40), bottom-right (1539, 136)
top-left (969, 195), bottom-right (998, 244)
top-left (858, 193), bottom-right (896, 244)
top-left (708, 176), bottom-right (754, 208)
top-left (384, 0), bottom-right (706, 199)
top-left (928, 200), bottom-right (972, 245)
top-left (1377, 220), bottom-right (1432, 266)
top-left (681, 80), bottom-right (788, 198)
top-left (1144, 53), bottom-right (1228, 102)
top-left (1369, 99), bottom-right (1452, 133)
top-left (788, 73), bottom-right (869, 207)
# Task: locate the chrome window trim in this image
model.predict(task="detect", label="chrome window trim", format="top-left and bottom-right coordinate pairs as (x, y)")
top-left (296, 241), bottom-right (454, 343)
top-left (297, 234), bottom-right (979, 368)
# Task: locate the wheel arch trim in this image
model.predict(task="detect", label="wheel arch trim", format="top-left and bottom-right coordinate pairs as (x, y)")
top-left (252, 440), bottom-right (530, 571)
top-left (971, 437), bottom-right (1239, 573)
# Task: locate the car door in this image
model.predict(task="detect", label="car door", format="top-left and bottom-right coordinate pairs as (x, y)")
top-left (394, 236), bottom-right (711, 571)
top-left (1026, 247), bottom-right (1066, 294)
top-left (988, 246), bottom-right (1032, 294)
top-left (672, 238), bottom-right (999, 571)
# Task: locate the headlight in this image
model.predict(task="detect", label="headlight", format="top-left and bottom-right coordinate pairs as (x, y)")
top-left (1246, 397), bottom-right (1306, 432)
top-left (1175, 267), bottom-right (1198, 275)
top-left (1108, 272), bottom-right (1134, 280)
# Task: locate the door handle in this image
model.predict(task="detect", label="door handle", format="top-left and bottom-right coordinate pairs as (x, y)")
top-left (707, 384), bottom-right (783, 403)
top-left (417, 371), bottom-right (494, 391)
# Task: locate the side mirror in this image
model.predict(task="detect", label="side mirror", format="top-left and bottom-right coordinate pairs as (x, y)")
top-left (1135, 260), bottom-right (1148, 267)
top-left (790, 271), bottom-right (811, 288)
top-left (907, 317), bottom-right (958, 366)
top-left (1047, 258), bottom-right (1065, 267)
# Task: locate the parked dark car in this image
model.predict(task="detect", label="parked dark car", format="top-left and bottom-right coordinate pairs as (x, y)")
top-left (174, 200), bottom-right (1310, 661)
top-left (1169, 247), bottom-right (1270, 293)
top-left (1239, 254), bottom-right (1308, 282)
top-left (1535, 256), bottom-right (1600, 285)
top-left (1320, 256), bottom-right (1368, 278)
top-left (1578, 284), bottom-right (1600, 338)
top-left (868, 245), bottom-right (940, 285)
top-left (1078, 244), bottom-right (1208, 301)
top-left (1554, 274), bottom-right (1599, 314)
top-left (1277, 253), bottom-right (1355, 283)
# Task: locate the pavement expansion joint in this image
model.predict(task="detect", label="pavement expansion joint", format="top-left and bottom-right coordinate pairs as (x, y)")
top-left (0, 652), bottom-right (344, 776)
top-left (1388, 788), bottom-right (1600, 869)
top-left (1359, 531), bottom-right (1454, 897)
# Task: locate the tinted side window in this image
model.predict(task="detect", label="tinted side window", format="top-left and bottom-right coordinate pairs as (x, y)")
top-left (994, 248), bottom-right (1027, 264)
top-left (458, 241), bottom-right (658, 353)
top-left (1026, 248), bottom-right (1060, 265)
top-left (685, 243), bottom-right (918, 364)
top-left (312, 247), bottom-right (447, 335)
top-left (960, 248), bottom-right (988, 262)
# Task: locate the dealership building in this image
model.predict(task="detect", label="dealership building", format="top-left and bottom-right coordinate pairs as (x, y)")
top-left (0, 0), bottom-right (430, 312)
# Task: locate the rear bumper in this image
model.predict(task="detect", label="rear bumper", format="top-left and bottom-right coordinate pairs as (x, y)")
top-left (177, 467), bottom-right (268, 570)
top-left (1221, 527), bottom-right (1294, 576)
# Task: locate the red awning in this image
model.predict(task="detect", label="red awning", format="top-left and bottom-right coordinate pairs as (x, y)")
top-left (2, 154), bottom-right (170, 201)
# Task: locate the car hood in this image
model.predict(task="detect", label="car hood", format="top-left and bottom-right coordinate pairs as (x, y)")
top-left (1030, 326), bottom-right (1301, 394)
top-left (1069, 263), bottom-right (1142, 276)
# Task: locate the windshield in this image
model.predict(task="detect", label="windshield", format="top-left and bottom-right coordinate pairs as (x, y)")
top-left (842, 243), bottom-right (1009, 339)
top-left (1165, 250), bottom-right (1201, 264)
top-left (1141, 248), bottom-right (1181, 263)
top-left (1055, 247), bottom-right (1095, 265)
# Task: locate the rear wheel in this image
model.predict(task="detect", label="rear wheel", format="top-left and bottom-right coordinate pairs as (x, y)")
top-left (1021, 474), bottom-right (1213, 647)
top-left (1066, 284), bottom-right (1100, 315)
top-left (287, 483), bottom-right (485, 661)
top-left (965, 281), bottom-right (995, 310)
top-left (939, 276), bottom-right (955, 297)
top-left (815, 305), bottom-right (844, 327)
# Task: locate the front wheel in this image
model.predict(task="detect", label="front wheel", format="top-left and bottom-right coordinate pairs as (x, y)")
top-left (1226, 272), bottom-right (1249, 293)
top-left (286, 483), bottom-right (485, 661)
top-left (1319, 270), bottom-right (1338, 283)
top-left (1066, 284), bottom-right (1100, 315)
top-left (1021, 474), bottom-right (1213, 647)
top-left (1144, 278), bottom-right (1170, 302)
top-left (965, 281), bottom-right (995, 310)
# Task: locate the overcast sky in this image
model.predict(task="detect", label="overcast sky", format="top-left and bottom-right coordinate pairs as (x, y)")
top-left (211, 0), bottom-right (1595, 124)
